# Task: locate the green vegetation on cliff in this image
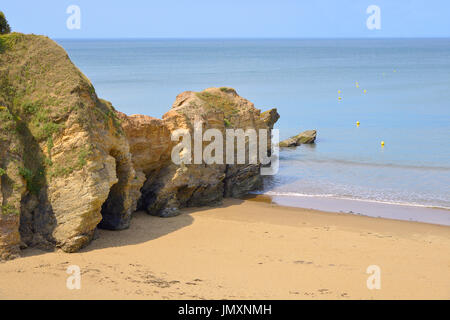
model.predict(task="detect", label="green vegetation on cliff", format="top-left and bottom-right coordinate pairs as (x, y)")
top-left (195, 90), bottom-right (240, 128)
top-left (196, 91), bottom-right (239, 117)
top-left (1, 204), bottom-right (19, 216)
top-left (0, 32), bottom-right (153, 257)
top-left (0, 33), bottom-right (124, 194)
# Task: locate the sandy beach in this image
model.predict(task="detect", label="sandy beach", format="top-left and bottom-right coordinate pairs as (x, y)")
top-left (0, 197), bottom-right (449, 300)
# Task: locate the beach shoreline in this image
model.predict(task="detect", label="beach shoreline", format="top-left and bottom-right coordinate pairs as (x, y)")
top-left (0, 198), bottom-right (449, 300)
top-left (246, 193), bottom-right (450, 226)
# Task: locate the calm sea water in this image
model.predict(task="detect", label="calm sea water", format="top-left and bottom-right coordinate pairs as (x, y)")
top-left (57, 39), bottom-right (450, 220)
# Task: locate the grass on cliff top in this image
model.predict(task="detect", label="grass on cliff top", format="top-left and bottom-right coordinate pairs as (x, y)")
top-left (219, 87), bottom-right (236, 94)
top-left (0, 32), bottom-right (23, 53)
top-left (0, 33), bottom-right (76, 141)
top-left (195, 91), bottom-right (239, 121)
top-left (0, 33), bottom-right (125, 194)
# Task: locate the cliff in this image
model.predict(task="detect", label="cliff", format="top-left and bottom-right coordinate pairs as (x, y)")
top-left (120, 88), bottom-right (279, 217)
top-left (0, 33), bottom-right (145, 258)
top-left (0, 33), bottom-right (279, 260)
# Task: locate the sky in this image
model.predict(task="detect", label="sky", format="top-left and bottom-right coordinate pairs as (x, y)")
top-left (2, 0), bottom-right (450, 39)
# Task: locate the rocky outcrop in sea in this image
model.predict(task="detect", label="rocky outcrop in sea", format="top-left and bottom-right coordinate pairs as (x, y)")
top-left (279, 130), bottom-right (316, 147)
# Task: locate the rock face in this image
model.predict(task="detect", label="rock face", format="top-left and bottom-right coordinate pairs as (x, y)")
top-left (120, 88), bottom-right (279, 217)
top-left (0, 34), bottom-right (279, 259)
top-left (0, 33), bottom-right (144, 258)
top-left (279, 130), bottom-right (316, 147)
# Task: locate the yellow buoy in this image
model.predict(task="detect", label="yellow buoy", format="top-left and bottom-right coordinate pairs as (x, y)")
top-left (338, 90), bottom-right (341, 94)
top-left (338, 96), bottom-right (342, 100)
top-left (363, 89), bottom-right (367, 94)
top-left (355, 82), bottom-right (359, 88)
top-left (356, 121), bottom-right (360, 126)
top-left (381, 141), bottom-right (385, 146)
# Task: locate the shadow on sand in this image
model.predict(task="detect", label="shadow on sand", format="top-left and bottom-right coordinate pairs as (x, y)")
top-left (78, 197), bottom-right (247, 253)
top-left (19, 196), bottom-right (247, 258)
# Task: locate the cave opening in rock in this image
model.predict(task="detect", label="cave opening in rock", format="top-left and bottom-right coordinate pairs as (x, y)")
top-left (98, 149), bottom-right (129, 230)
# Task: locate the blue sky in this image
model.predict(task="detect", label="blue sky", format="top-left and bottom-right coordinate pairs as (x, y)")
top-left (2, 0), bottom-right (450, 38)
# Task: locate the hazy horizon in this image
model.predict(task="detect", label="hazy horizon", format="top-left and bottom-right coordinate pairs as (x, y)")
top-left (51, 36), bottom-right (450, 40)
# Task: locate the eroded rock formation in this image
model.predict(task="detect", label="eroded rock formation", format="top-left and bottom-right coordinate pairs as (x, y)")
top-left (0, 33), bottom-right (144, 257)
top-left (0, 33), bottom-right (279, 260)
top-left (279, 130), bottom-right (316, 147)
top-left (121, 88), bottom-right (279, 217)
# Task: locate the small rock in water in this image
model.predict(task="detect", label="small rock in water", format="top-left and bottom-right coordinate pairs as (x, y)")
top-left (279, 130), bottom-right (317, 147)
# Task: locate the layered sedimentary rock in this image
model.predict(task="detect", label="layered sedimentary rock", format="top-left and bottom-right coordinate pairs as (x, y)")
top-left (0, 33), bottom-right (279, 260)
top-left (279, 130), bottom-right (316, 147)
top-left (120, 88), bottom-right (279, 217)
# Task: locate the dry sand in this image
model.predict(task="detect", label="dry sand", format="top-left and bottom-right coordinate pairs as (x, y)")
top-left (0, 197), bottom-right (449, 299)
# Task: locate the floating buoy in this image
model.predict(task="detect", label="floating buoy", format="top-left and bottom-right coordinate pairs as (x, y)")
top-left (363, 89), bottom-right (367, 94)
top-left (338, 96), bottom-right (342, 100)
top-left (338, 90), bottom-right (341, 94)
top-left (355, 82), bottom-right (359, 88)
top-left (356, 121), bottom-right (360, 126)
top-left (381, 141), bottom-right (385, 146)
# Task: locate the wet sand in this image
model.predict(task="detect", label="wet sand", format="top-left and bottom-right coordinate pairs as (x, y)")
top-left (0, 198), bottom-right (449, 299)
top-left (261, 194), bottom-right (450, 226)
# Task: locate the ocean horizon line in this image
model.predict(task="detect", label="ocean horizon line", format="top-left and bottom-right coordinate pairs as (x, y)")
top-left (53, 36), bottom-right (450, 41)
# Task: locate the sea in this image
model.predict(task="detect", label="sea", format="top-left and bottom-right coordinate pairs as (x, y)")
top-left (57, 39), bottom-right (450, 225)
